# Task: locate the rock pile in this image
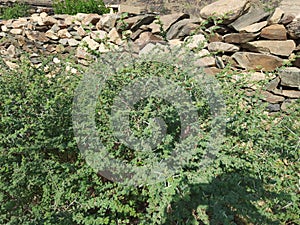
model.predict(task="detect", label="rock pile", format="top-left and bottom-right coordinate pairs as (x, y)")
top-left (0, 0), bottom-right (299, 111)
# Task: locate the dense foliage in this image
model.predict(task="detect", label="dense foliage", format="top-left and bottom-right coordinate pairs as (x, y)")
top-left (0, 51), bottom-right (299, 225)
top-left (53, 0), bottom-right (109, 15)
top-left (0, 3), bottom-right (30, 20)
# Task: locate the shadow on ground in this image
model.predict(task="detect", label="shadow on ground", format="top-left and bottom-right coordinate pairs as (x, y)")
top-left (163, 171), bottom-right (289, 225)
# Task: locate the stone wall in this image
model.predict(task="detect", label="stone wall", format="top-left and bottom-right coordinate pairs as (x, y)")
top-left (0, 0), bottom-right (299, 111)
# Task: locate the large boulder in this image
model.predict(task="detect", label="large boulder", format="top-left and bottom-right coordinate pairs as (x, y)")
top-left (200, 0), bottom-right (250, 23)
top-left (232, 52), bottom-right (284, 71)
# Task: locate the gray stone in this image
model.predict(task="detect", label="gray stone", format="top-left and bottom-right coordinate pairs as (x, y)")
top-left (166, 18), bottom-right (201, 40)
top-left (279, 67), bottom-right (300, 88)
top-left (232, 52), bottom-right (283, 71)
top-left (286, 20), bottom-right (300, 39)
top-left (184, 34), bottom-right (207, 49)
top-left (229, 1), bottom-right (269, 31)
top-left (130, 15), bottom-right (156, 32)
top-left (267, 103), bottom-right (281, 112)
top-left (266, 77), bottom-right (280, 91)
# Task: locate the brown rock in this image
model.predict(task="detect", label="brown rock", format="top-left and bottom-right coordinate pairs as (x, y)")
top-left (261, 24), bottom-right (287, 40)
top-left (232, 52), bottom-right (283, 71)
top-left (108, 28), bottom-right (122, 45)
top-left (200, 0), bottom-right (250, 23)
top-left (268, 8), bottom-right (284, 24)
top-left (272, 89), bottom-right (300, 98)
top-left (68, 38), bottom-right (80, 47)
top-left (76, 47), bottom-right (92, 60)
top-left (91, 30), bottom-right (107, 41)
top-left (10, 29), bottom-right (23, 35)
top-left (82, 14), bottom-right (101, 26)
top-left (1, 25), bottom-right (8, 32)
top-left (279, 14), bottom-right (295, 25)
top-left (130, 15), bottom-right (156, 32)
top-left (45, 30), bottom-right (59, 40)
top-left (25, 31), bottom-right (49, 42)
top-left (6, 45), bottom-right (16, 58)
top-left (4, 59), bottom-right (19, 70)
top-left (229, 1), bottom-right (269, 31)
top-left (57, 29), bottom-right (72, 38)
top-left (135, 31), bottom-right (163, 47)
top-left (242, 40), bottom-right (295, 56)
top-left (11, 18), bottom-right (28, 28)
top-left (147, 22), bottom-right (161, 34)
top-left (96, 14), bottom-right (117, 31)
top-left (75, 26), bottom-right (86, 37)
top-left (208, 42), bottom-right (239, 52)
top-left (194, 49), bottom-right (216, 67)
top-left (261, 91), bottom-right (285, 103)
top-left (158, 13), bottom-right (190, 32)
top-left (281, 99), bottom-right (296, 111)
top-left (82, 36), bottom-right (100, 50)
top-left (240, 21), bottom-right (268, 33)
top-left (42, 16), bottom-right (58, 26)
top-left (223, 32), bottom-right (259, 43)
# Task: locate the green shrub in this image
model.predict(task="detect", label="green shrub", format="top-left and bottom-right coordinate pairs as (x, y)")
top-left (53, 0), bottom-right (109, 15)
top-left (0, 52), bottom-right (299, 224)
top-left (0, 3), bottom-right (30, 20)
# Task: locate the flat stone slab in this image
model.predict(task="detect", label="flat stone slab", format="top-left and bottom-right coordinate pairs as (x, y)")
top-left (242, 40), bottom-right (295, 57)
top-left (229, 1), bottom-right (269, 31)
top-left (232, 52), bottom-right (284, 71)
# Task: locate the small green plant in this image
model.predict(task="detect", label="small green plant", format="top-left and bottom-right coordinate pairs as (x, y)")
top-left (53, 0), bottom-right (109, 15)
top-left (0, 3), bottom-right (30, 20)
top-left (155, 16), bottom-right (168, 41)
